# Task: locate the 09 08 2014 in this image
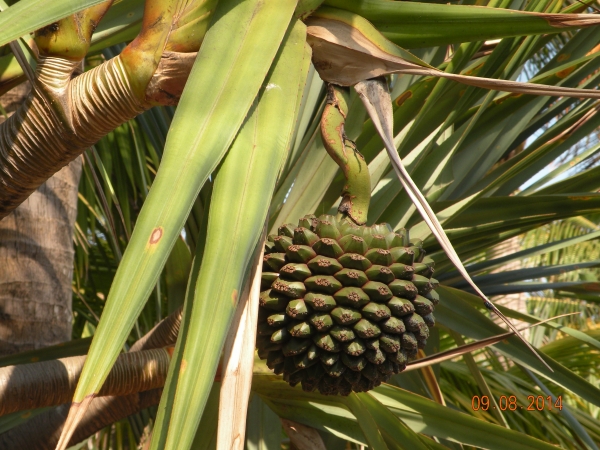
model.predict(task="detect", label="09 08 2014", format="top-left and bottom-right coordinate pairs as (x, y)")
top-left (471, 395), bottom-right (563, 411)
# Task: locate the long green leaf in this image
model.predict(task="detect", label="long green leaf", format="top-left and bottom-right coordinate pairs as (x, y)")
top-left (427, 194), bottom-right (600, 252)
top-left (88, 0), bottom-right (144, 54)
top-left (245, 395), bottom-right (282, 450)
top-left (343, 394), bottom-right (389, 450)
top-left (482, 281), bottom-right (600, 296)
top-left (58, 0), bottom-right (298, 445)
top-left (190, 382), bottom-right (221, 450)
top-left (455, 260), bottom-right (600, 288)
top-left (0, 0), bottom-right (105, 47)
top-left (436, 286), bottom-right (600, 408)
top-left (159, 17), bottom-right (308, 450)
top-left (254, 369), bottom-right (559, 450)
top-left (522, 369), bottom-right (599, 450)
top-left (148, 216), bottom-right (207, 450)
top-left (324, 0), bottom-right (600, 48)
top-left (355, 77), bottom-right (551, 370)
top-left (438, 229), bottom-right (600, 280)
top-left (359, 392), bottom-right (430, 450)
top-left (252, 366), bottom-right (367, 446)
top-left (371, 384), bottom-right (559, 450)
top-left (521, 142), bottom-right (600, 195)
top-left (0, 338), bottom-right (91, 368)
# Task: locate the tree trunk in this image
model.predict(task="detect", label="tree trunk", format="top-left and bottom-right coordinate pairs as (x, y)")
top-left (0, 0), bottom-right (204, 220)
top-left (0, 82), bottom-right (81, 355)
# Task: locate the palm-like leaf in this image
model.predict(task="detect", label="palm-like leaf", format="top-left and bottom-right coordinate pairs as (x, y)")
top-left (2, 0), bottom-right (600, 448)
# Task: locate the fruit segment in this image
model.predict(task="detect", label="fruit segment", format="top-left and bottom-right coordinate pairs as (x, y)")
top-left (257, 214), bottom-right (439, 395)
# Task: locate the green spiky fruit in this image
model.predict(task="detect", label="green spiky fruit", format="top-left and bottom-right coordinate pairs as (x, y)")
top-left (256, 214), bottom-right (439, 395)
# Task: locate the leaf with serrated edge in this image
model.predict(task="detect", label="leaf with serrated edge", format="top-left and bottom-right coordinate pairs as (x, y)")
top-left (55, 1), bottom-right (299, 448)
top-left (354, 77), bottom-right (552, 371)
top-left (157, 17), bottom-right (308, 450)
top-left (307, 8), bottom-right (600, 99)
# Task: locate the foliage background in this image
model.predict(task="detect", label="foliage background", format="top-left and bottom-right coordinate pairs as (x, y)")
top-left (1, 0), bottom-right (600, 448)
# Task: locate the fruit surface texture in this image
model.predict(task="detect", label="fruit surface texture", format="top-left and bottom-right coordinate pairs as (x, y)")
top-left (257, 214), bottom-right (439, 395)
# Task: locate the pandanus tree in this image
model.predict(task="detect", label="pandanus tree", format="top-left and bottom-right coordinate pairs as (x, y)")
top-left (1, 0), bottom-right (600, 448)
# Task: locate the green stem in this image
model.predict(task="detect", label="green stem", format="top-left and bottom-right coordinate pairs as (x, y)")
top-left (320, 83), bottom-right (371, 225)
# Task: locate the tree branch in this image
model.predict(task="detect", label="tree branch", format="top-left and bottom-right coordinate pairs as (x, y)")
top-left (0, 0), bottom-right (207, 220)
top-left (0, 303), bottom-right (183, 448)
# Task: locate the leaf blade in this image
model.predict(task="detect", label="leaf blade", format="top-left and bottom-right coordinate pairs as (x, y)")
top-left (58, 0), bottom-right (299, 447)
top-left (0, 0), bottom-right (106, 48)
top-left (160, 17), bottom-right (308, 449)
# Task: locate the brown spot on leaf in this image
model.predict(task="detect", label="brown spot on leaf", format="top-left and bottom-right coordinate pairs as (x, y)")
top-left (556, 66), bottom-right (575, 79)
top-left (149, 227), bottom-right (163, 245)
top-left (395, 90), bottom-right (412, 107)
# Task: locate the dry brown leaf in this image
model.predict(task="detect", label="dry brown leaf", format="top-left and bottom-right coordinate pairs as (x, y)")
top-left (307, 16), bottom-right (600, 99)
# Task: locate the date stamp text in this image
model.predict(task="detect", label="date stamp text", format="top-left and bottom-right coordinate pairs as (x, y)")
top-left (471, 395), bottom-right (563, 411)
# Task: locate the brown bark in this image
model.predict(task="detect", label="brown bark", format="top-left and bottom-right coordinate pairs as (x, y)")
top-left (0, 389), bottom-right (162, 450)
top-left (0, 305), bottom-right (182, 446)
top-left (130, 305), bottom-right (182, 352)
top-left (0, 50), bottom-right (195, 221)
top-left (0, 82), bottom-right (81, 355)
top-left (0, 55), bottom-right (144, 218)
top-left (0, 0), bottom-right (203, 221)
top-left (0, 347), bottom-right (171, 416)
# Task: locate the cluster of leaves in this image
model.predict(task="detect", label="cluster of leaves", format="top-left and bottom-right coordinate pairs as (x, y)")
top-left (1, 0), bottom-right (600, 448)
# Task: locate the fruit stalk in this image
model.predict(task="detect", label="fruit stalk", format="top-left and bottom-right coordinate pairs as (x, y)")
top-left (320, 83), bottom-right (371, 225)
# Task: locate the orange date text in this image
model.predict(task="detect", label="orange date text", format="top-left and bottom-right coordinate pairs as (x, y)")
top-left (471, 395), bottom-right (563, 411)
